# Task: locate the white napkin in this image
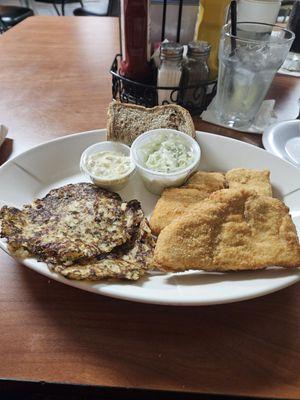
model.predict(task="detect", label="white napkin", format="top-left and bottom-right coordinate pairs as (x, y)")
top-left (278, 68), bottom-right (300, 78)
top-left (279, 53), bottom-right (300, 77)
top-left (200, 99), bottom-right (278, 134)
top-left (0, 125), bottom-right (8, 147)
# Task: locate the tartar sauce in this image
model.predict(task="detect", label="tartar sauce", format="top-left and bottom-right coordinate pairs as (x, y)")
top-left (86, 151), bottom-right (132, 180)
top-left (143, 137), bottom-right (193, 173)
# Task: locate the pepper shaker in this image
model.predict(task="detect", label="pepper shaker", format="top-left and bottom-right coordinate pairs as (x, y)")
top-left (182, 41), bottom-right (211, 108)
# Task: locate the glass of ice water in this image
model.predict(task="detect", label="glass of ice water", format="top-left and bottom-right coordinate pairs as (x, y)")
top-left (216, 22), bottom-right (294, 128)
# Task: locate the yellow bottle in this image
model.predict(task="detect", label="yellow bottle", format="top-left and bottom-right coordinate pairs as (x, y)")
top-left (194, 0), bottom-right (232, 79)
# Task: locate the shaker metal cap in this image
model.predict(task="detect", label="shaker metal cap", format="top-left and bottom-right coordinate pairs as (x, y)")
top-left (160, 42), bottom-right (184, 60)
top-left (187, 41), bottom-right (211, 57)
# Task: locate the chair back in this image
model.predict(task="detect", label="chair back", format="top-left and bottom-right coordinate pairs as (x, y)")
top-left (0, 18), bottom-right (7, 33)
top-left (108, 0), bottom-right (120, 16)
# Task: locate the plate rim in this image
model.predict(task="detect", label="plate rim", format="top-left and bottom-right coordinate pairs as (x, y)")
top-left (262, 119), bottom-right (300, 167)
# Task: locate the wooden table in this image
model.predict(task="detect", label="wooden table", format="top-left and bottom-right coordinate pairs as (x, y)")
top-left (1, 16), bottom-right (300, 399)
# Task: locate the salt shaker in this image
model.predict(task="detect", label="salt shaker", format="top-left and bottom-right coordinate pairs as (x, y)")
top-left (182, 41), bottom-right (211, 108)
top-left (157, 42), bottom-right (184, 105)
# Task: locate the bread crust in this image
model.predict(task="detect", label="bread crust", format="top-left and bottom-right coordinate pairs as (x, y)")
top-left (106, 101), bottom-right (195, 145)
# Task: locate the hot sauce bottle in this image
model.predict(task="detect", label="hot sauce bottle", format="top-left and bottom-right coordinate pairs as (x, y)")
top-left (120, 0), bottom-right (152, 83)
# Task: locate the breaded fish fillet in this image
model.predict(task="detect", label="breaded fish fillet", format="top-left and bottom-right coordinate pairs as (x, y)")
top-left (183, 171), bottom-right (226, 192)
top-left (226, 168), bottom-right (272, 197)
top-left (150, 172), bottom-right (226, 235)
top-left (154, 189), bottom-right (300, 272)
top-left (150, 188), bottom-right (207, 236)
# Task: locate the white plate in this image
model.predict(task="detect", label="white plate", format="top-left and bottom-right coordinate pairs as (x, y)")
top-left (1, 129), bottom-right (300, 306)
top-left (263, 120), bottom-right (300, 168)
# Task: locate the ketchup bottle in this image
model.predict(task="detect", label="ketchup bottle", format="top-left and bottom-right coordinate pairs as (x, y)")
top-left (120, 0), bottom-right (152, 83)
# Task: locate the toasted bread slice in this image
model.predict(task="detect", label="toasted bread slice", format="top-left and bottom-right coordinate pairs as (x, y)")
top-left (106, 102), bottom-right (195, 145)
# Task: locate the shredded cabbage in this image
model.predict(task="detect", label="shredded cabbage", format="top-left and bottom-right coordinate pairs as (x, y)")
top-left (143, 136), bottom-right (193, 173)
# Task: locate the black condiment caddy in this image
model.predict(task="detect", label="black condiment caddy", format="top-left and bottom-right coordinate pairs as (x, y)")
top-left (110, 0), bottom-right (217, 115)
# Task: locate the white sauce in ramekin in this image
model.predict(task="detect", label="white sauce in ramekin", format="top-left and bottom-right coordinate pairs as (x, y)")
top-left (86, 151), bottom-right (133, 180)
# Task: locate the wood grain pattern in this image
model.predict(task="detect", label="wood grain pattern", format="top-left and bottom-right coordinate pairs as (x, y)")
top-left (0, 16), bottom-right (300, 399)
top-left (0, 16), bottom-right (120, 157)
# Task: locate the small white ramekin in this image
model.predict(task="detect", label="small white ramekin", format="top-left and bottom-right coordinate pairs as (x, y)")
top-left (130, 128), bottom-right (201, 195)
top-left (80, 141), bottom-right (135, 191)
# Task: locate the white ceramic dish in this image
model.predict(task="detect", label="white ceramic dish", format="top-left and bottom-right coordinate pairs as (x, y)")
top-left (80, 141), bottom-right (135, 191)
top-left (0, 129), bottom-right (300, 306)
top-left (131, 128), bottom-right (201, 195)
top-left (262, 120), bottom-right (300, 167)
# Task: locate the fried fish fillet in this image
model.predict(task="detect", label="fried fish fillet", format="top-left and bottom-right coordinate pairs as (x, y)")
top-left (154, 189), bottom-right (300, 272)
top-left (226, 168), bottom-right (272, 197)
top-left (50, 219), bottom-right (155, 281)
top-left (183, 171), bottom-right (226, 192)
top-left (0, 183), bottom-right (143, 265)
top-left (150, 188), bottom-right (208, 236)
top-left (150, 172), bottom-right (226, 235)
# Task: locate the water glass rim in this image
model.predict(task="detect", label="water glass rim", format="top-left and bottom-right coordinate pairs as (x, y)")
top-left (222, 22), bottom-right (295, 45)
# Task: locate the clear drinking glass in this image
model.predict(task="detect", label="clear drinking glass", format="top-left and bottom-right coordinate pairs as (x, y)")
top-left (282, 0), bottom-right (300, 72)
top-left (216, 22), bottom-right (294, 128)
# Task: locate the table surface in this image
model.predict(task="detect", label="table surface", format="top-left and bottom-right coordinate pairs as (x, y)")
top-left (1, 16), bottom-right (300, 399)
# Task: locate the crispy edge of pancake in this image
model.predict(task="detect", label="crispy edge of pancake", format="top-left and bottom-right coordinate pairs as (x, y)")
top-left (154, 189), bottom-right (300, 272)
top-left (225, 168), bottom-right (272, 197)
top-left (0, 206), bottom-right (30, 259)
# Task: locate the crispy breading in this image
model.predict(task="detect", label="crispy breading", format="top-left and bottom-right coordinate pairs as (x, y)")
top-left (154, 189), bottom-right (300, 272)
top-left (150, 188), bottom-right (209, 236)
top-left (226, 168), bottom-right (272, 197)
top-left (183, 171), bottom-right (226, 192)
top-left (150, 172), bottom-right (226, 235)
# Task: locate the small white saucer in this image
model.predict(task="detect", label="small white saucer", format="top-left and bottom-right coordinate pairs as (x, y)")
top-left (262, 120), bottom-right (300, 168)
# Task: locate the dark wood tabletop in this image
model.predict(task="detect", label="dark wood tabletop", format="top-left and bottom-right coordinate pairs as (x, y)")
top-left (0, 16), bottom-right (300, 399)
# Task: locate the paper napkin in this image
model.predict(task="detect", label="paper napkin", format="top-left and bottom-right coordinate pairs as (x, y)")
top-left (278, 68), bottom-right (300, 78)
top-left (200, 99), bottom-right (278, 134)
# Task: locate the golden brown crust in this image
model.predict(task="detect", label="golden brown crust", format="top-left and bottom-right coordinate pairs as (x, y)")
top-left (183, 171), bottom-right (226, 192)
top-left (150, 187), bottom-right (208, 236)
top-left (154, 189), bottom-right (300, 272)
top-left (226, 168), bottom-right (272, 197)
top-left (150, 172), bottom-right (227, 235)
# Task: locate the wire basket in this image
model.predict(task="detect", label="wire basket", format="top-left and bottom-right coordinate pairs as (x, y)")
top-left (110, 54), bottom-right (217, 115)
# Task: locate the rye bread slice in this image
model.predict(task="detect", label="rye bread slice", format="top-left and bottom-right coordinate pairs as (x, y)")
top-left (106, 102), bottom-right (195, 146)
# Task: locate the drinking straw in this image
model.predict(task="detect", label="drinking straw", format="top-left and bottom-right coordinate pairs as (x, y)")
top-left (229, 1), bottom-right (237, 94)
top-left (176, 0), bottom-right (183, 43)
top-left (230, 0), bottom-right (237, 53)
top-left (161, 0), bottom-right (167, 42)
